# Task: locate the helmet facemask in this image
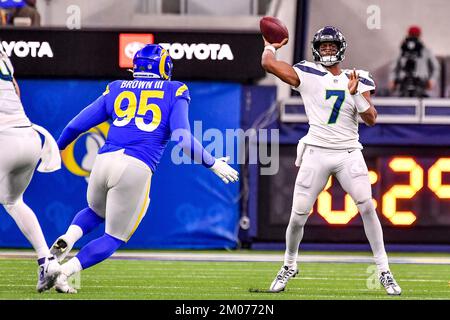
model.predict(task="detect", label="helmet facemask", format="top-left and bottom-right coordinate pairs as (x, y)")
top-left (311, 27), bottom-right (347, 66)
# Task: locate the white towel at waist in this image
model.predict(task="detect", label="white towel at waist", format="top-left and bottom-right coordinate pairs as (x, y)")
top-left (31, 124), bottom-right (61, 173)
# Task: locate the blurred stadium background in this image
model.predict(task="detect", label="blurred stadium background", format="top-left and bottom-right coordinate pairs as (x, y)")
top-left (0, 0), bottom-right (449, 300)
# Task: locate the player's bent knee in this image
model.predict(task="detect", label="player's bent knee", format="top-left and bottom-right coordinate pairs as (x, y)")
top-left (356, 198), bottom-right (375, 216)
top-left (3, 198), bottom-right (24, 213)
top-left (104, 233), bottom-right (125, 248)
top-left (291, 192), bottom-right (313, 216)
top-left (288, 211), bottom-right (309, 228)
top-left (291, 207), bottom-right (310, 216)
top-left (87, 204), bottom-right (105, 219)
top-left (87, 206), bottom-right (105, 219)
top-left (3, 202), bottom-right (16, 212)
top-left (105, 230), bottom-right (129, 243)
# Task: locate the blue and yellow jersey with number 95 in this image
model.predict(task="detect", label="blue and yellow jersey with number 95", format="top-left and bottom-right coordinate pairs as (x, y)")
top-left (101, 79), bottom-right (189, 172)
top-left (57, 78), bottom-right (191, 172)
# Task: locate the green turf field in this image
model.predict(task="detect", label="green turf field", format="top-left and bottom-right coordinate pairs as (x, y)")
top-left (0, 254), bottom-right (449, 300)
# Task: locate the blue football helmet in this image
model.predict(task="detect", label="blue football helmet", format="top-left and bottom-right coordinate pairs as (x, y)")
top-left (311, 26), bottom-right (347, 66)
top-left (133, 44), bottom-right (173, 80)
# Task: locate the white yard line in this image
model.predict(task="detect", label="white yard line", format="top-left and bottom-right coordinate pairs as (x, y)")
top-left (0, 250), bottom-right (449, 265)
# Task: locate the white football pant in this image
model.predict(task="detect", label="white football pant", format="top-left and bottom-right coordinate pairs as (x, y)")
top-left (292, 145), bottom-right (372, 214)
top-left (87, 149), bottom-right (152, 242)
top-left (0, 127), bottom-right (51, 259)
top-left (0, 127), bottom-right (41, 204)
top-left (284, 144), bottom-right (390, 272)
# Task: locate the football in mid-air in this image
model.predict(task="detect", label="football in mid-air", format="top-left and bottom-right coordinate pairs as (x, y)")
top-left (259, 16), bottom-right (289, 44)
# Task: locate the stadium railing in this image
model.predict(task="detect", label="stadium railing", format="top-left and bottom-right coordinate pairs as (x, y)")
top-left (280, 98), bottom-right (450, 125)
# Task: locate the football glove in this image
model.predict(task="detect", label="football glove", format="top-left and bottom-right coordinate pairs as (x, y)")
top-left (210, 156), bottom-right (239, 184)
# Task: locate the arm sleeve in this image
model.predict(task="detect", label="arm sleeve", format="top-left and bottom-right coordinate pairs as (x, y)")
top-left (169, 98), bottom-right (215, 168)
top-left (57, 95), bottom-right (109, 150)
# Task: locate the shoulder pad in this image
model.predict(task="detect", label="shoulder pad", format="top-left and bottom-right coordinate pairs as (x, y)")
top-left (172, 81), bottom-right (190, 102)
top-left (294, 60), bottom-right (317, 68)
top-left (103, 80), bottom-right (123, 96)
top-left (293, 60), bottom-right (327, 76)
top-left (357, 70), bottom-right (375, 88)
top-left (344, 69), bottom-right (376, 88)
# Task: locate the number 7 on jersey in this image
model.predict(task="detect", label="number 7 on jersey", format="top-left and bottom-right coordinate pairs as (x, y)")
top-left (326, 90), bottom-right (345, 124)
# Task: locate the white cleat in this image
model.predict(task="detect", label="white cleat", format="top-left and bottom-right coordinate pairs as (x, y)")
top-left (36, 256), bottom-right (61, 293)
top-left (379, 271), bottom-right (402, 296)
top-left (269, 265), bottom-right (299, 293)
top-left (50, 236), bottom-right (73, 263)
top-left (55, 273), bottom-right (77, 294)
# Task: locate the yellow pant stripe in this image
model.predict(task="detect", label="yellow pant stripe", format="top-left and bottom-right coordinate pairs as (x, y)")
top-left (127, 178), bottom-right (151, 241)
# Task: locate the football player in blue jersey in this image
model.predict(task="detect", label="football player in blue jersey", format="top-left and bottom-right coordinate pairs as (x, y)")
top-left (46, 44), bottom-right (238, 293)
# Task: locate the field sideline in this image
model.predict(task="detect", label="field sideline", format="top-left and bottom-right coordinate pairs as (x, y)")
top-left (0, 250), bottom-right (449, 300)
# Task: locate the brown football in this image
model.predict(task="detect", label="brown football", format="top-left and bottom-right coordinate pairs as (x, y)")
top-left (259, 16), bottom-right (289, 44)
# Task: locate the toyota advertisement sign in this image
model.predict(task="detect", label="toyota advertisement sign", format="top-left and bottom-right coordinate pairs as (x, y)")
top-left (0, 28), bottom-right (264, 82)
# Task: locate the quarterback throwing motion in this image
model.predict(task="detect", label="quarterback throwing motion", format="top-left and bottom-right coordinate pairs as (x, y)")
top-left (261, 26), bottom-right (401, 295)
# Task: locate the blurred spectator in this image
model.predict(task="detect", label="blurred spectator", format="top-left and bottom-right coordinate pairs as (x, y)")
top-left (0, 0), bottom-right (40, 26)
top-left (0, 0), bottom-right (24, 9)
top-left (1, 9), bottom-right (7, 25)
top-left (10, 0), bottom-right (40, 26)
top-left (388, 26), bottom-right (440, 97)
top-left (0, 0), bottom-right (24, 26)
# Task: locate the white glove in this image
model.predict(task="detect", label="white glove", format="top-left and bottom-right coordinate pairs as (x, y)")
top-left (210, 156), bottom-right (239, 184)
top-left (295, 137), bottom-right (306, 167)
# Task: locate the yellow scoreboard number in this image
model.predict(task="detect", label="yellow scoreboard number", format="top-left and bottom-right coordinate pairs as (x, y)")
top-left (316, 157), bottom-right (450, 226)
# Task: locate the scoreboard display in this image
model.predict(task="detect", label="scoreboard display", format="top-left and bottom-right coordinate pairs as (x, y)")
top-left (257, 145), bottom-right (450, 244)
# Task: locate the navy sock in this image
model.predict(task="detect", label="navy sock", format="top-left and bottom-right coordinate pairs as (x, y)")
top-left (76, 233), bottom-right (124, 269)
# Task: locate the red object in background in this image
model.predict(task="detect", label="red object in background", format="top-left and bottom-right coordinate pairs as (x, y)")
top-left (408, 25), bottom-right (422, 37)
top-left (119, 33), bottom-right (154, 68)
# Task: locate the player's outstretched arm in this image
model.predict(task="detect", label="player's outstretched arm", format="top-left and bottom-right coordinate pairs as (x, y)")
top-left (261, 38), bottom-right (300, 87)
top-left (348, 69), bottom-right (377, 126)
top-left (169, 99), bottom-right (238, 184)
top-left (57, 95), bottom-right (109, 150)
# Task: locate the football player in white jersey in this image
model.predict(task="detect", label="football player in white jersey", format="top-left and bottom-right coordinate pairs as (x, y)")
top-left (0, 47), bottom-right (61, 292)
top-left (261, 26), bottom-right (401, 296)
